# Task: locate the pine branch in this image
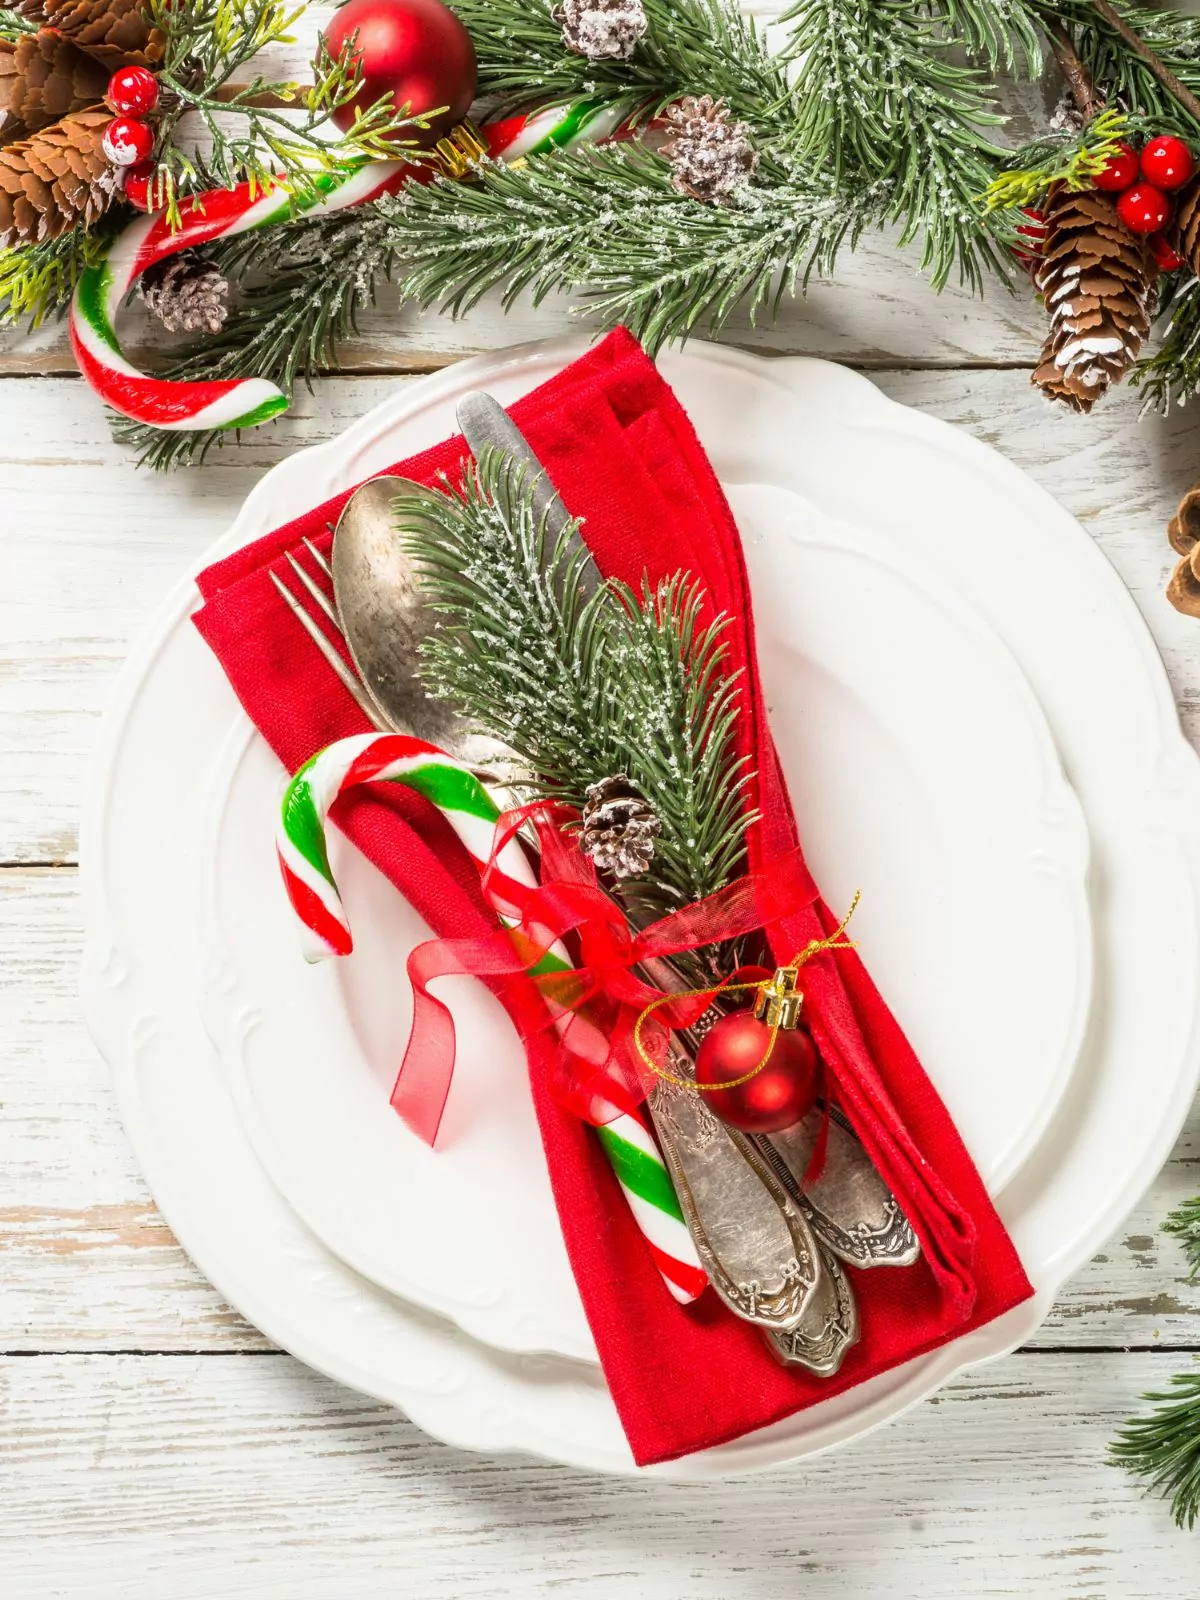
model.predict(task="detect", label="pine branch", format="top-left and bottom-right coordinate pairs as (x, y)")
top-left (1164, 1195), bottom-right (1200, 1282)
top-left (455, 0), bottom-right (791, 130)
top-left (1038, 2), bottom-right (1200, 134)
top-left (1112, 1365), bottom-right (1200, 1529)
top-left (109, 207), bottom-right (400, 470)
top-left (938, 0), bottom-right (1044, 73)
top-left (1131, 278), bottom-right (1200, 410)
top-left (385, 143), bottom-right (883, 354)
top-left (397, 450), bottom-right (754, 920)
top-left (779, 0), bottom-right (1015, 291)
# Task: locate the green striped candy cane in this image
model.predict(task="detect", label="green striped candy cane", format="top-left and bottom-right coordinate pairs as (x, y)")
top-left (277, 730), bottom-right (707, 1305)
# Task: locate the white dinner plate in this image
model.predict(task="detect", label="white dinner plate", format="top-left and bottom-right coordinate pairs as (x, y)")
top-left (82, 338), bottom-right (1200, 1476)
top-left (196, 483), bottom-right (1091, 1359)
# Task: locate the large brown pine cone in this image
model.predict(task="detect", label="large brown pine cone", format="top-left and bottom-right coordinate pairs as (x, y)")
top-left (18, 0), bottom-right (165, 64)
top-left (1167, 483), bottom-right (1200, 618)
top-left (0, 105), bottom-right (115, 243)
top-left (0, 31), bottom-right (109, 136)
top-left (1031, 183), bottom-right (1158, 414)
top-left (1171, 177), bottom-right (1200, 275)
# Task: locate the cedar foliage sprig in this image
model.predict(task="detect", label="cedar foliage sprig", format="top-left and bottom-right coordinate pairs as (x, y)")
top-left (982, 107), bottom-right (1133, 211)
top-left (396, 450), bottom-right (754, 923)
top-left (142, 0), bottom-right (427, 225)
top-left (0, 225), bottom-right (112, 327)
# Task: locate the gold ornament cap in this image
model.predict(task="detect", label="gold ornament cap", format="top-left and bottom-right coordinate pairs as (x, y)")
top-left (753, 967), bottom-right (804, 1030)
top-left (432, 119), bottom-right (488, 179)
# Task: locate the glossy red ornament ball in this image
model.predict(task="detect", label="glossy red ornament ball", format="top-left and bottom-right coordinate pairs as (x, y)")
top-left (1093, 140), bottom-right (1140, 193)
top-left (1152, 233), bottom-right (1185, 271)
top-left (694, 1012), bottom-right (820, 1135)
top-left (102, 115), bottom-right (154, 168)
top-left (106, 64), bottom-right (159, 117)
top-left (1117, 181), bottom-right (1173, 235)
top-left (321, 0), bottom-right (477, 148)
top-left (122, 161), bottom-right (158, 212)
top-left (1139, 134), bottom-right (1195, 193)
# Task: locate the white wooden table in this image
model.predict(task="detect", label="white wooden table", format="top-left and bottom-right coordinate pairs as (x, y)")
top-left (4, 248), bottom-right (1200, 1596)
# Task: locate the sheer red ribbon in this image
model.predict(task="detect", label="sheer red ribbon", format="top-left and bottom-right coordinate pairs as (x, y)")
top-left (389, 804), bottom-right (823, 1146)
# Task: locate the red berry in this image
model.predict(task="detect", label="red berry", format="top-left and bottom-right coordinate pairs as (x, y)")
top-left (1094, 141), bottom-right (1140, 192)
top-left (1117, 181), bottom-right (1173, 235)
top-left (122, 161), bottom-right (159, 212)
top-left (1152, 233), bottom-right (1185, 271)
top-left (1140, 134), bottom-right (1195, 193)
top-left (106, 64), bottom-right (159, 117)
top-left (102, 115), bottom-right (154, 168)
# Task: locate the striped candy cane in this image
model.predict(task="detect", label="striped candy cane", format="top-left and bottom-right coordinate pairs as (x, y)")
top-left (277, 730), bottom-right (707, 1306)
top-left (71, 99), bottom-right (635, 435)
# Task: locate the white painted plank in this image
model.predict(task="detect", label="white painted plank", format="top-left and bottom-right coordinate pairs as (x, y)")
top-left (0, 867), bottom-right (1197, 1352)
top-left (0, 1351), bottom-right (1194, 1598)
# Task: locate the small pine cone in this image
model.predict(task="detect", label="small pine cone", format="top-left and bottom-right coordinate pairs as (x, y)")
top-left (140, 253), bottom-right (230, 335)
top-left (0, 105), bottom-right (115, 244)
top-left (1166, 482), bottom-right (1200, 618)
top-left (25, 0), bottom-right (165, 64)
top-left (579, 775), bottom-right (660, 880)
top-left (660, 95), bottom-right (758, 206)
top-left (0, 31), bottom-right (109, 137)
top-left (554, 0), bottom-right (647, 61)
top-left (1031, 183), bottom-right (1158, 414)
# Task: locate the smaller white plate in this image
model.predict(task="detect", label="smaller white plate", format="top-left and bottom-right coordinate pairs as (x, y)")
top-left (195, 481), bottom-right (1091, 1360)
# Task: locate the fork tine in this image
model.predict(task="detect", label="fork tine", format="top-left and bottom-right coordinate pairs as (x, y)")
top-left (269, 570), bottom-right (389, 732)
top-left (284, 549), bottom-right (342, 633)
top-left (303, 536), bottom-right (333, 581)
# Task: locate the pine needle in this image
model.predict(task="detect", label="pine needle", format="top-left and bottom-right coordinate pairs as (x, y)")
top-left (1112, 1365), bottom-right (1200, 1529)
top-left (1164, 1195), bottom-right (1200, 1281)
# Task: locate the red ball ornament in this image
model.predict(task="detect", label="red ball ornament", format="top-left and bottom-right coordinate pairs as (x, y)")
top-left (106, 64), bottom-right (159, 117)
top-left (1140, 134), bottom-right (1195, 193)
top-left (1093, 140), bottom-right (1140, 193)
top-left (1117, 181), bottom-right (1173, 236)
top-left (122, 161), bottom-right (158, 212)
top-left (694, 1012), bottom-right (820, 1135)
top-left (1152, 233), bottom-right (1185, 271)
top-left (102, 115), bottom-right (154, 169)
top-left (321, 0), bottom-right (477, 148)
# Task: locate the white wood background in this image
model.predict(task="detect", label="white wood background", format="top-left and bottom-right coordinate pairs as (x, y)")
top-left (8, 85), bottom-right (1200, 1600)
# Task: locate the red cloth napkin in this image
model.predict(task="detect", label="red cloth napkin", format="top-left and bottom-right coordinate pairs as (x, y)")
top-left (195, 329), bottom-right (1033, 1466)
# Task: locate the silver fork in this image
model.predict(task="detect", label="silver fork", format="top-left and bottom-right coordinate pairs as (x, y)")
top-left (269, 537), bottom-right (390, 732)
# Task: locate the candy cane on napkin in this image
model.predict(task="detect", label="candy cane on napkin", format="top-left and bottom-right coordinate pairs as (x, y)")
top-left (277, 730), bottom-right (708, 1306)
top-left (70, 99), bottom-right (634, 435)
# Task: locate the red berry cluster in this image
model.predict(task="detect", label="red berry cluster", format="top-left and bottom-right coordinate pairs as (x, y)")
top-left (1095, 134), bottom-right (1195, 270)
top-left (101, 65), bottom-right (161, 211)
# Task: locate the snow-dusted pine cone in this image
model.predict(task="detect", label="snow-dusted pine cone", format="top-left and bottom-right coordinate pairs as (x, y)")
top-left (554, 0), bottom-right (647, 62)
top-left (660, 95), bottom-right (758, 206)
top-left (579, 774), bottom-right (660, 880)
top-left (140, 253), bottom-right (229, 335)
top-left (1031, 182), bottom-right (1157, 414)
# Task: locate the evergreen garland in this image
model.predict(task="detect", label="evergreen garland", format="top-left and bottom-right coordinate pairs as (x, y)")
top-left (17, 2), bottom-right (1200, 425)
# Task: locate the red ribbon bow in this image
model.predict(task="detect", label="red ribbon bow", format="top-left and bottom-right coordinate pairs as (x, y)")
top-left (389, 803), bottom-right (823, 1146)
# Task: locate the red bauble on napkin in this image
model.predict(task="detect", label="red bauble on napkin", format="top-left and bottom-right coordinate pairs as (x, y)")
top-left (194, 330), bottom-right (1032, 1467)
